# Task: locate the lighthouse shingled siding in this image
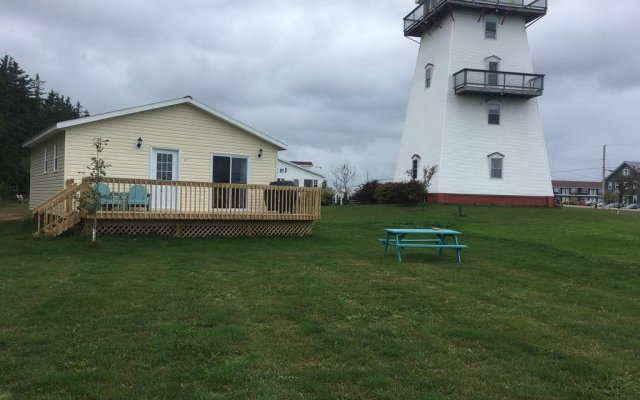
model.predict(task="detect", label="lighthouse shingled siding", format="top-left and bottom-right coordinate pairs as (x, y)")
top-left (395, 7), bottom-right (553, 204)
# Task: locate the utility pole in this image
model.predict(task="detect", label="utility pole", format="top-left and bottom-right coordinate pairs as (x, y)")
top-left (602, 144), bottom-right (606, 204)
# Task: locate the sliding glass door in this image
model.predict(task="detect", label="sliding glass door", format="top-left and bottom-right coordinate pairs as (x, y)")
top-left (212, 155), bottom-right (248, 209)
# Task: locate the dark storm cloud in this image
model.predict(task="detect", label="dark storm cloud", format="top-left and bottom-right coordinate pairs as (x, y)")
top-left (2, 0), bottom-right (639, 184)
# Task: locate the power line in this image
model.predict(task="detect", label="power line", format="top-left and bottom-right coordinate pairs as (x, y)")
top-left (550, 167), bottom-right (601, 173)
top-left (551, 171), bottom-right (599, 180)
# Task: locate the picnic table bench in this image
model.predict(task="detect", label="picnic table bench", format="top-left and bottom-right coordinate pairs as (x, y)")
top-left (379, 228), bottom-right (467, 263)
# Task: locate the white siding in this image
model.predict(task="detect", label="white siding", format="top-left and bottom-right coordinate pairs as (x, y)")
top-left (395, 9), bottom-right (552, 198)
top-left (394, 18), bottom-right (453, 186)
top-left (64, 104), bottom-right (279, 185)
top-left (276, 160), bottom-right (325, 186)
top-left (29, 133), bottom-right (65, 208)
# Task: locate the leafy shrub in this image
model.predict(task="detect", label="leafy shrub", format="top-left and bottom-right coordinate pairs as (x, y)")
top-left (352, 180), bottom-right (379, 204)
top-left (321, 187), bottom-right (336, 206)
top-left (374, 181), bottom-right (426, 205)
top-left (373, 182), bottom-right (396, 204)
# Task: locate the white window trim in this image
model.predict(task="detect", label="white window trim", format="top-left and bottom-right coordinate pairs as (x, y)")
top-left (53, 144), bottom-right (58, 172)
top-left (488, 153), bottom-right (505, 180)
top-left (487, 100), bottom-right (502, 125)
top-left (485, 16), bottom-right (498, 40)
top-left (484, 55), bottom-right (501, 70)
top-left (623, 168), bottom-right (630, 176)
top-left (411, 154), bottom-right (421, 180)
top-left (424, 63), bottom-right (434, 90)
top-left (43, 147), bottom-right (48, 174)
top-left (210, 152), bottom-right (251, 184)
top-left (149, 148), bottom-right (182, 181)
top-left (210, 152), bottom-right (251, 211)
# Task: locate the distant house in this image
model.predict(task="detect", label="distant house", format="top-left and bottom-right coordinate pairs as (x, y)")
top-left (22, 97), bottom-right (321, 237)
top-left (552, 181), bottom-right (602, 205)
top-left (276, 159), bottom-right (325, 187)
top-left (605, 161), bottom-right (640, 205)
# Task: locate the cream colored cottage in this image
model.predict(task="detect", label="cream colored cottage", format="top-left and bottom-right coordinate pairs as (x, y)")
top-left (23, 97), bottom-right (321, 237)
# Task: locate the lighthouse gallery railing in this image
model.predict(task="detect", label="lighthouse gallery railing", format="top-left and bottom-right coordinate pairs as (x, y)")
top-left (404, 0), bottom-right (548, 35)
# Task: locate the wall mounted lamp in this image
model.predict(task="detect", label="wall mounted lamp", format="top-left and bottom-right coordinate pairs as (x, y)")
top-left (137, 137), bottom-right (143, 148)
top-left (257, 148), bottom-right (263, 158)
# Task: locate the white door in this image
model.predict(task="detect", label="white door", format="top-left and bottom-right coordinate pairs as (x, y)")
top-left (151, 149), bottom-right (180, 210)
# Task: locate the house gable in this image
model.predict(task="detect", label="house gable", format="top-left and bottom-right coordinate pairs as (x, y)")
top-left (62, 102), bottom-right (282, 185)
top-left (23, 97), bottom-right (286, 151)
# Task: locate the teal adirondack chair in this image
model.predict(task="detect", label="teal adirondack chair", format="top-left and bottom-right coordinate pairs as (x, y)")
top-left (127, 184), bottom-right (150, 210)
top-left (97, 183), bottom-right (123, 210)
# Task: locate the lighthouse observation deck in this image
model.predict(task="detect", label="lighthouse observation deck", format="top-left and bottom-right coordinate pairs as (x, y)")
top-left (453, 69), bottom-right (544, 98)
top-left (404, 0), bottom-right (547, 37)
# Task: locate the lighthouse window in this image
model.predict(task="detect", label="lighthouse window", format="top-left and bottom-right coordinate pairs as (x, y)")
top-left (424, 64), bottom-right (433, 89)
top-left (485, 18), bottom-right (497, 39)
top-left (487, 102), bottom-right (501, 125)
top-left (490, 157), bottom-right (503, 179)
top-left (411, 154), bottom-right (421, 180)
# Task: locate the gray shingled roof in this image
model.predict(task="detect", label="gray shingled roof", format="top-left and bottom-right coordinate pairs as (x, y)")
top-left (625, 161), bottom-right (640, 172)
top-left (552, 181), bottom-right (602, 189)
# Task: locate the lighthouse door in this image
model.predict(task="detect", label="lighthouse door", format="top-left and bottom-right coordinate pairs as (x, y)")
top-left (487, 61), bottom-right (499, 86)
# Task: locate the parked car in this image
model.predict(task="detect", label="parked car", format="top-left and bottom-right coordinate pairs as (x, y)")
top-left (628, 204), bottom-right (640, 209)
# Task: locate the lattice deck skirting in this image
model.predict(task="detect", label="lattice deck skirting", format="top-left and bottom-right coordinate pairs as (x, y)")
top-left (85, 219), bottom-right (314, 237)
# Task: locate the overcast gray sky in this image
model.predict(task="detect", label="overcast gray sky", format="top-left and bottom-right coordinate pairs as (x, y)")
top-left (2, 0), bottom-right (639, 184)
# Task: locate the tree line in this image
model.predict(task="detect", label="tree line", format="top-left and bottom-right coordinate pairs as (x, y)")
top-left (0, 54), bottom-right (88, 200)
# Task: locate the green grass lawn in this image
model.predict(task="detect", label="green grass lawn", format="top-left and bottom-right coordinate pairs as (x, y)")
top-left (0, 201), bottom-right (29, 216)
top-left (1, 205), bottom-right (639, 399)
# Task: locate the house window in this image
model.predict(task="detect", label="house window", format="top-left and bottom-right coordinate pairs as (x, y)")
top-left (615, 182), bottom-right (619, 189)
top-left (293, 179), bottom-right (300, 186)
top-left (43, 147), bottom-right (48, 174)
top-left (53, 144), bottom-right (58, 172)
top-left (623, 168), bottom-right (630, 176)
top-left (487, 101), bottom-right (501, 125)
top-left (485, 18), bottom-right (497, 39)
top-left (156, 152), bottom-right (175, 180)
top-left (303, 179), bottom-right (319, 188)
top-left (608, 182), bottom-right (612, 190)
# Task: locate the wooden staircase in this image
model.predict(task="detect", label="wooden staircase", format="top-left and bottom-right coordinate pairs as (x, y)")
top-left (33, 182), bottom-right (85, 237)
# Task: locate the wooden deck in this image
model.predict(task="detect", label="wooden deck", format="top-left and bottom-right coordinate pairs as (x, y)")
top-left (33, 177), bottom-right (322, 237)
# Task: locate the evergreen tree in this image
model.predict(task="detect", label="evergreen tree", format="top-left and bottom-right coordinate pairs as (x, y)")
top-left (0, 55), bottom-right (88, 200)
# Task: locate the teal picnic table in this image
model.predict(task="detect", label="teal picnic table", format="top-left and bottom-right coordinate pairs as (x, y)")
top-left (380, 228), bottom-right (467, 263)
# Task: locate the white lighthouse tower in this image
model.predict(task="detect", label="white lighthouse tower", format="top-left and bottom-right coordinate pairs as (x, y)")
top-left (394, 0), bottom-right (553, 206)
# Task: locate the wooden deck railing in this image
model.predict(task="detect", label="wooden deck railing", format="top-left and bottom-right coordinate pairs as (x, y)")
top-left (33, 181), bottom-right (86, 237)
top-left (89, 177), bottom-right (322, 221)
